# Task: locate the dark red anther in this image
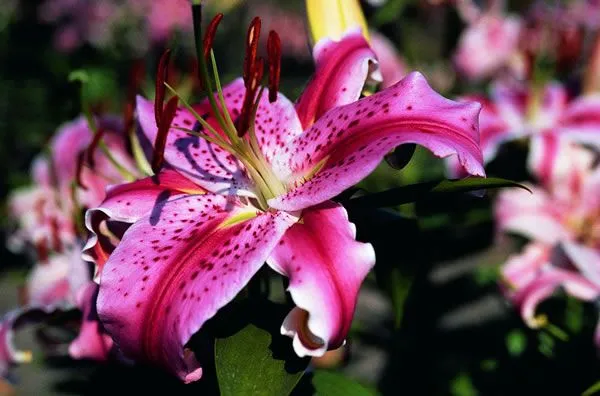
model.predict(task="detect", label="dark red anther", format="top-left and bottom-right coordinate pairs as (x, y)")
top-left (237, 58), bottom-right (264, 137)
top-left (152, 96), bottom-right (179, 173)
top-left (267, 30), bottom-right (281, 103)
top-left (124, 60), bottom-right (145, 133)
top-left (75, 151), bottom-right (88, 190)
top-left (243, 17), bottom-right (262, 84)
top-left (85, 128), bottom-right (106, 168)
top-left (155, 49), bottom-right (172, 128)
top-left (204, 13), bottom-right (223, 59)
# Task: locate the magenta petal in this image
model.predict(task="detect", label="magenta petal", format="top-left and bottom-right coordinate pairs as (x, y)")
top-left (50, 116), bottom-right (92, 186)
top-left (558, 94), bottom-right (600, 146)
top-left (295, 28), bottom-right (379, 128)
top-left (270, 72), bottom-right (485, 211)
top-left (495, 185), bottom-right (572, 244)
top-left (562, 242), bottom-right (600, 287)
top-left (69, 282), bottom-right (114, 361)
top-left (453, 14), bottom-right (522, 80)
top-left (250, 91), bottom-right (304, 177)
top-left (501, 243), bottom-right (551, 297)
top-left (97, 194), bottom-right (295, 382)
top-left (513, 268), bottom-right (600, 327)
top-left (26, 255), bottom-right (72, 307)
top-left (267, 202), bottom-right (375, 356)
top-left (369, 31), bottom-right (407, 89)
top-left (447, 95), bottom-right (514, 176)
top-left (528, 136), bottom-right (595, 201)
top-left (83, 170), bottom-right (205, 269)
top-left (136, 84), bottom-right (255, 196)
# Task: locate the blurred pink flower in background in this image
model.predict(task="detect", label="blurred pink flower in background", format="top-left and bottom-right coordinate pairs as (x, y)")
top-left (497, 139), bottom-right (600, 344)
top-left (453, 11), bottom-right (522, 81)
top-left (38, 0), bottom-right (193, 53)
top-left (1, 115), bottom-right (140, 378)
top-left (252, 2), bottom-right (311, 60)
top-left (447, 79), bottom-right (600, 176)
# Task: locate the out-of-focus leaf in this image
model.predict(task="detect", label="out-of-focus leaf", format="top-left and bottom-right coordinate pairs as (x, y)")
top-left (214, 300), bottom-right (309, 396)
top-left (344, 177), bottom-right (529, 209)
top-left (450, 373), bottom-right (478, 396)
top-left (506, 329), bottom-right (526, 356)
top-left (566, 297), bottom-right (584, 333)
top-left (582, 379), bottom-right (600, 396)
top-left (371, 0), bottom-right (409, 27)
top-left (312, 370), bottom-right (378, 396)
top-left (385, 144), bottom-right (416, 170)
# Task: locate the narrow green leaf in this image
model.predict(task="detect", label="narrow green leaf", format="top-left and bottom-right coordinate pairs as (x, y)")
top-left (344, 177), bottom-right (529, 209)
top-left (582, 379), bottom-right (600, 396)
top-left (313, 370), bottom-right (378, 396)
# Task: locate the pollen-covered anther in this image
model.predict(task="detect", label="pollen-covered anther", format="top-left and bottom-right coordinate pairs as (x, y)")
top-left (155, 49), bottom-right (172, 127)
top-left (267, 30), bottom-right (281, 103)
top-left (152, 96), bottom-right (179, 173)
top-left (85, 127), bottom-right (106, 168)
top-left (203, 13), bottom-right (223, 59)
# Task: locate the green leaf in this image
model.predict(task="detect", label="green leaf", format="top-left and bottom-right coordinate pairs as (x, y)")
top-left (215, 300), bottom-right (309, 396)
top-left (506, 329), bottom-right (526, 357)
top-left (450, 373), bottom-right (478, 396)
top-left (582, 379), bottom-right (600, 396)
top-left (371, 0), bottom-right (410, 27)
top-left (343, 177), bottom-right (530, 209)
top-left (313, 370), bottom-right (378, 396)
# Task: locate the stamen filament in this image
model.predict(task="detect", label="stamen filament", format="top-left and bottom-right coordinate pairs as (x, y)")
top-left (210, 51), bottom-right (240, 140)
top-left (191, 2), bottom-right (232, 139)
top-left (164, 82), bottom-right (229, 146)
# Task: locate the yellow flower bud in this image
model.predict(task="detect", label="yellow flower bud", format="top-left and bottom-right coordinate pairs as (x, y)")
top-left (306, 0), bottom-right (369, 44)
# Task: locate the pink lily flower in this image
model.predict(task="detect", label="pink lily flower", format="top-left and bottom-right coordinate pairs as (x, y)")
top-left (369, 31), bottom-right (407, 89)
top-left (453, 1), bottom-right (523, 81)
top-left (84, 24), bottom-right (484, 383)
top-left (448, 80), bottom-right (600, 176)
top-left (497, 138), bottom-right (600, 342)
top-left (2, 114), bottom-right (139, 377)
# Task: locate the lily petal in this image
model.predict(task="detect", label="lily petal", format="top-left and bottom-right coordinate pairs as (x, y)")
top-left (514, 267), bottom-right (600, 328)
top-left (447, 94), bottom-right (514, 176)
top-left (295, 28), bottom-right (379, 128)
top-left (558, 94), bottom-right (600, 146)
top-left (562, 242), bottom-right (600, 288)
top-left (136, 81), bottom-right (255, 196)
top-left (528, 135), bottom-right (595, 199)
top-left (83, 170), bottom-right (205, 270)
top-left (495, 185), bottom-right (572, 244)
top-left (26, 254), bottom-right (72, 307)
top-left (97, 194), bottom-right (295, 383)
top-left (370, 31), bottom-right (407, 89)
top-left (501, 243), bottom-right (551, 296)
top-left (69, 282), bottom-right (114, 361)
top-left (267, 202), bottom-right (374, 356)
top-left (0, 311), bottom-right (32, 379)
top-left (270, 72), bottom-right (485, 211)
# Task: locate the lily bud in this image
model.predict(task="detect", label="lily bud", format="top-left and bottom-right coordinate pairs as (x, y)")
top-left (305, 0), bottom-right (369, 44)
